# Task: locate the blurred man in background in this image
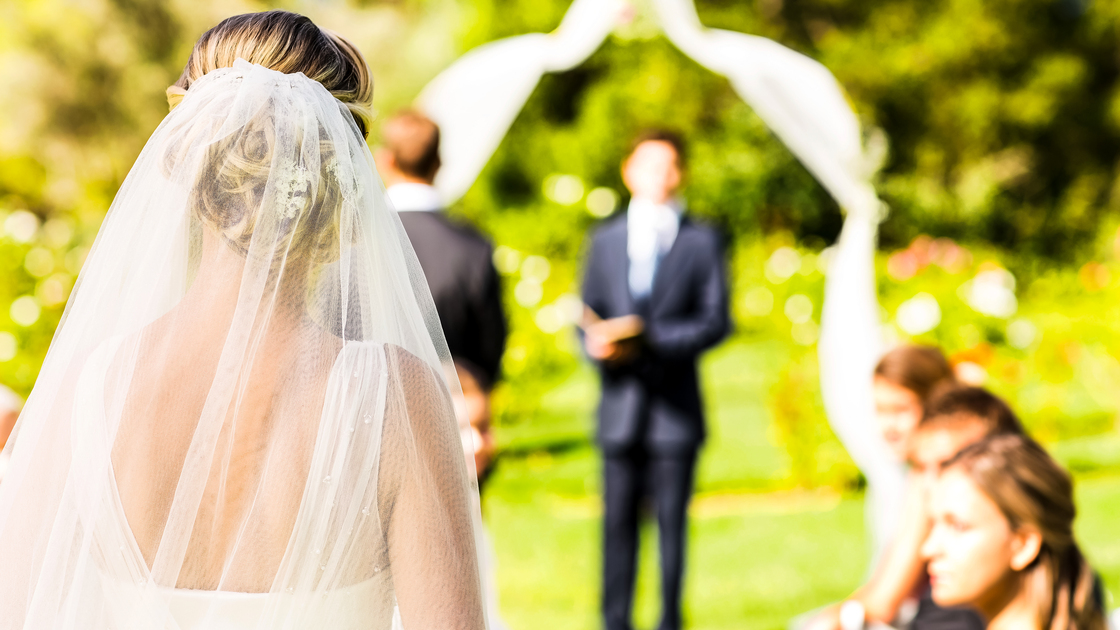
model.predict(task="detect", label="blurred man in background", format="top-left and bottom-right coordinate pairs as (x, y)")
top-left (582, 131), bottom-right (730, 630)
top-left (375, 110), bottom-right (507, 630)
top-left (376, 110), bottom-right (506, 459)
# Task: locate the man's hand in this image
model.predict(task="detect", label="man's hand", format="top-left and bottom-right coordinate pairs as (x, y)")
top-left (586, 335), bottom-right (641, 364)
top-left (590, 314), bottom-right (644, 342)
top-left (584, 313), bottom-right (645, 365)
top-left (584, 328), bottom-right (614, 361)
top-left (454, 363), bottom-right (496, 476)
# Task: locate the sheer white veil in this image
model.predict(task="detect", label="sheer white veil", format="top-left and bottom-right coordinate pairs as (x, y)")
top-left (0, 59), bottom-right (486, 629)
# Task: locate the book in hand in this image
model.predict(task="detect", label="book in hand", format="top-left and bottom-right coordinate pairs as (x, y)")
top-left (581, 306), bottom-right (644, 342)
top-left (582, 306), bottom-right (644, 364)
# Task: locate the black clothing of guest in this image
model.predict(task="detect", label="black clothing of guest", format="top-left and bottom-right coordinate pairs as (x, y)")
top-left (582, 213), bottom-right (730, 630)
top-left (911, 589), bottom-right (985, 630)
top-left (398, 210), bottom-right (506, 389)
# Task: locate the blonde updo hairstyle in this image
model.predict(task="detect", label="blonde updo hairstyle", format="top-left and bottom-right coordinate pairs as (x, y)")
top-left (169, 11), bottom-right (373, 270)
top-left (168, 10), bottom-right (372, 137)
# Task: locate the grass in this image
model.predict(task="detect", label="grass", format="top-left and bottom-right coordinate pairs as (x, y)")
top-left (484, 339), bottom-right (1120, 630)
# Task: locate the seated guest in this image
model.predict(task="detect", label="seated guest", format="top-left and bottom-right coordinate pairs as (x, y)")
top-left (808, 386), bottom-right (1024, 630)
top-left (904, 388), bottom-right (1025, 629)
top-left (801, 346), bottom-right (952, 630)
top-left (872, 346), bottom-right (957, 463)
top-left (867, 345), bottom-right (953, 569)
top-left (923, 434), bottom-right (1106, 630)
top-left (910, 387), bottom-right (1025, 481)
top-left (801, 345), bottom-right (953, 630)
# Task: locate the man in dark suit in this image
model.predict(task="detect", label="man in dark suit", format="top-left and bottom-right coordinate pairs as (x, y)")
top-left (375, 111), bottom-right (505, 475)
top-left (582, 131), bottom-right (730, 630)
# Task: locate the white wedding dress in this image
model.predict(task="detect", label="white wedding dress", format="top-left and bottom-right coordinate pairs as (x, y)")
top-left (0, 60), bottom-right (487, 629)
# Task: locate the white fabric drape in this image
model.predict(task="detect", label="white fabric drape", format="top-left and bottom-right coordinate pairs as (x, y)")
top-left (416, 0), bottom-right (627, 205)
top-left (0, 60), bottom-right (486, 630)
top-left (817, 212), bottom-right (904, 560)
top-left (649, 0), bottom-right (882, 218)
top-left (418, 0), bottom-right (897, 555)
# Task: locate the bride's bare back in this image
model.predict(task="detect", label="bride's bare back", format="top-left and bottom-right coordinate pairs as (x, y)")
top-left (111, 305), bottom-right (340, 591)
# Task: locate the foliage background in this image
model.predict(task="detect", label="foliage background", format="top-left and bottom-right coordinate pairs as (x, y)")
top-left (2, 0), bottom-right (1119, 488)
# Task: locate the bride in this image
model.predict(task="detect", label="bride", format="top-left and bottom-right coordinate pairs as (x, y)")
top-left (0, 10), bottom-right (486, 630)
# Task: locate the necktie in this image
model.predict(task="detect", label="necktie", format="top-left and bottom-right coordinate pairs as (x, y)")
top-left (628, 200), bottom-right (680, 299)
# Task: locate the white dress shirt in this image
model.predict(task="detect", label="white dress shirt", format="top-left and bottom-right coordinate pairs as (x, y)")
top-left (386, 182), bottom-right (443, 212)
top-left (627, 198), bottom-right (682, 300)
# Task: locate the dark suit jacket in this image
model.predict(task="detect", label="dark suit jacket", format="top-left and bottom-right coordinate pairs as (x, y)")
top-left (398, 211), bottom-right (506, 389)
top-left (582, 214), bottom-right (730, 454)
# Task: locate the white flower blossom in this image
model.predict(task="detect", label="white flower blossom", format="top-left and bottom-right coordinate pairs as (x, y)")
top-left (324, 155), bottom-right (363, 200)
top-left (275, 160), bottom-right (313, 220)
top-left (960, 268), bottom-right (1017, 318)
top-left (896, 293), bottom-right (941, 335)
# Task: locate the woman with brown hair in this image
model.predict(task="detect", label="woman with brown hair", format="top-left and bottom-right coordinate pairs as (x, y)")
top-left (0, 10), bottom-right (485, 630)
top-left (872, 345), bottom-right (956, 462)
top-left (843, 346), bottom-right (962, 627)
top-left (923, 434), bottom-right (1107, 630)
top-left (802, 345), bottom-right (966, 630)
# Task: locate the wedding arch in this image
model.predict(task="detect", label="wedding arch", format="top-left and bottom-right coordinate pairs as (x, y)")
top-left (415, 0), bottom-right (900, 554)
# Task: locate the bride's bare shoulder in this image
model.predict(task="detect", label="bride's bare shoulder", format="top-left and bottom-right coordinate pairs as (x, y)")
top-left (362, 344), bottom-right (455, 426)
top-left (383, 344), bottom-right (436, 374)
top-left (335, 342), bottom-right (442, 382)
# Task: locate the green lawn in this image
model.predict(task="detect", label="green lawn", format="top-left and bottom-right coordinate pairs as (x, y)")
top-left (484, 339), bottom-right (1120, 630)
